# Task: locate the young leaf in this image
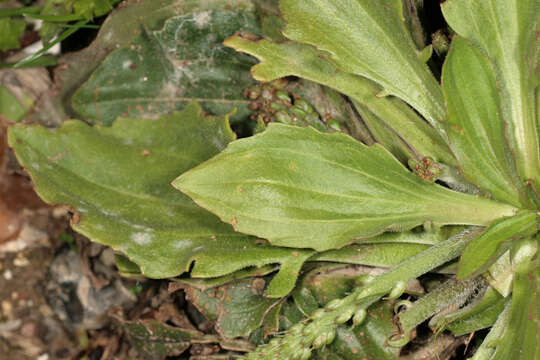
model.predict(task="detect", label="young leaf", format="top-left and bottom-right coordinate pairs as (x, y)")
top-left (8, 103), bottom-right (314, 284)
top-left (442, 0), bottom-right (540, 187)
top-left (279, 0), bottom-right (445, 127)
top-left (442, 37), bottom-right (530, 208)
top-left (489, 239), bottom-right (540, 359)
top-left (224, 36), bottom-right (456, 167)
top-left (457, 210), bottom-right (538, 280)
top-left (174, 124), bottom-right (517, 251)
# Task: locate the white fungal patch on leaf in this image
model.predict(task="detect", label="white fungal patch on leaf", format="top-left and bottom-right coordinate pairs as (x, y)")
top-left (131, 231), bottom-right (154, 246)
top-left (193, 11), bottom-right (211, 28)
top-left (122, 60), bottom-right (133, 70)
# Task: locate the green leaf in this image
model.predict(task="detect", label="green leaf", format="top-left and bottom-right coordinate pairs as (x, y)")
top-left (442, 0), bottom-right (540, 187)
top-left (279, 0), bottom-right (445, 127)
top-left (442, 37), bottom-right (529, 208)
top-left (311, 242), bottom-right (429, 268)
top-left (119, 318), bottom-right (204, 359)
top-left (174, 124), bottom-right (517, 251)
top-left (31, 0), bottom-right (188, 126)
top-left (0, 17), bottom-right (25, 51)
top-left (71, 1), bottom-right (260, 125)
top-left (457, 210), bottom-right (538, 280)
top-left (177, 265), bottom-right (277, 291)
top-left (7, 103), bottom-right (313, 284)
top-left (185, 277), bottom-right (281, 339)
top-left (0, 85), bottom-right (28, 122)
top-left (224, 35), bottom-right (456, 167)
top-left (489, 239), bottom-right (540, 360)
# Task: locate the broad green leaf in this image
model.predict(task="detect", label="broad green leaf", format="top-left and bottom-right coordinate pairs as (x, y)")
top-left (442, 37), bottom-right (529, 208)
top-left (442, 0), bottom-right (540, 187)
top-left (8, 103), bottom-right (314, 283)
top-left (489, 239), bottom-right (540, 360)
top-left (0, 18), bottom-right (26, 51)
top-left (174, 124), bottom-right (517, 251)
top-left (32, 0), bottom-right (197, 126)
top-left (184, 277), bottom-right (281, 339)
top-left (224, 35), bottom-right (457, 167)
top-left (279, 0), bottom-right (445, 127)
top-left (457, 210), bottom-right (538, 280)
top-left (71, 1), bottom-right (260, 125)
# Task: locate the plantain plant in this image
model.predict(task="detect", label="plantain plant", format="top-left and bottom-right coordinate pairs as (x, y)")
top-left (7, 0), bottom-right (540, 359)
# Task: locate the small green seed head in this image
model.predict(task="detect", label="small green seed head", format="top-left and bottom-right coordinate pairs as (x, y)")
top-left (290, 106), bottom-right (307, 118)
top-left (299, 348), bottom-right (312, 360)
top-left (325, 329), bottom-right (336, 345)
top-left (311, 308), bottom-right (326, 319)
top-left (275, 90), bottom-right (292, 103)
top-left (289, 323), bottom-right (304, 335)
top-left (352, 308), bottom-right (367, 327)
top-left (268, 337), bottom-right (281, 349)
top-left (275, 111), bottom-right (294, 125)
top-left (335, 308), bottom-right (355, 324)
top-left (326, 118), bottom-right (342, 132)
top-left (294, 99), bottom-right (312, 113)
top-left (326, 298), bottom-right (345, 310)
top-left (313, 334), bottom-right (326, 349)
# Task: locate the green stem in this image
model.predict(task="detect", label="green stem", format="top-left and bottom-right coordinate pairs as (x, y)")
top-left (13, 20), bottom-right (87, 69)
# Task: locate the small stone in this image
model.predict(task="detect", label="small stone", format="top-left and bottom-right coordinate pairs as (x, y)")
top-left (3, 270), bottom-right (12, 280)
top-left (13, 256), bottom-right (30, 267)
top-left (1, 301), bottom-right (13, 316)
top-left (39, 304), bottom-right (54, 317)
top-left (21, 322), bottom-right (37, 337)
top-left (37, 354), bottom-right (49, 360)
